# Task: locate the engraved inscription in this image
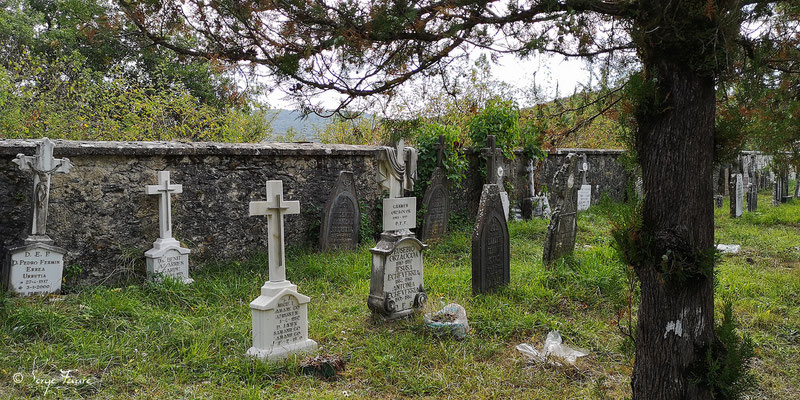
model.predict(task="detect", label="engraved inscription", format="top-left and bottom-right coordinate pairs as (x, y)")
top-left (484, 216), bottom-right (505, 288)
top-left (9, 248), bottom-right (64, 295)
top-left (329, 197), bottom-right (356, 248)
top-left (425, 187), bottom-right (447, 239)
top-left (383, 197), bottom-right (416, 230)
top-left (271, 295), bottom-right (304, 346)
top-left (384, 242), bottom-right (423, 311)
top-left (153, 249), bottom-right (188, 279)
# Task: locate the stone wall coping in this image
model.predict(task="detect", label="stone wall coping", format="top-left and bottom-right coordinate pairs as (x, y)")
top-left (0, 139), bottom-right (384, 157)
top-left (0, 139), bottom-right (627, 157)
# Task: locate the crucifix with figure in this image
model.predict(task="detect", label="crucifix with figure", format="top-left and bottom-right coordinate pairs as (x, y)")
top-left (247, 179), bottom-right (316, 361)
top-left (144, 170), bottom-right (192, 283)
top-left (12, 138), bottom-right (72, 240)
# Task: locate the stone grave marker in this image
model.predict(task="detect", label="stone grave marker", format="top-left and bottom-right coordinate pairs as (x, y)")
top-left (576, 154), bottom-right (592, 211)
top-left (369, 140), bottom-right (427, 319)
top-left (247, 180), bottom-right (317, 361)
top-left (714, 195), bottom-right (724, 208)
top-left (471, 184), bottom-right (510, 294)
top-left (420, 135), bottom-right (450, 241)
top-left (482, 135), bottom-right (509, 220)
top-left (319, 171), bottom-right (360, 251)
top-left (3, 138), bottom-right (71, 296)
top-left (730, 174), bottom-right (743, 218)
top-left (782, 174), bottom-right (790, 202)
top-left (144, 171), bottom-right (193, 284)
top-left (542, 153), bottom-right (583, 266)
top-left (522, 158), bottom-right (551, 219)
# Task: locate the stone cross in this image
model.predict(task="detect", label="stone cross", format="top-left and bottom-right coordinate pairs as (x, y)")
top-left (146, 171), bottom-right (182, 240)
top-left (436, 134), bottom-right (445, 168)
top-left (526, 159), bottom-right (537, 197)
top-left (580, 154), bottom-right (589, 185)
top-left (12, 138), bottom-right (72, 237)
top-left (481, 135), bottom-right (502, 185)
top-left (378, 138), bottom-right (418, 198)
top-left (249, 180), bottom-right (300, 283)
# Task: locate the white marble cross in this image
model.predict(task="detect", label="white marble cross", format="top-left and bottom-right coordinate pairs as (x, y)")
top-left (379, 139), bottom-right (407, 198)
top-left (249, 180), bottom-right (300, 283)
top-left (526, 159), bottom-right (537, 197)
top-left (12, 138), bottom-right (72, 237)
top-left (146, 171), bottom-right (182, 241)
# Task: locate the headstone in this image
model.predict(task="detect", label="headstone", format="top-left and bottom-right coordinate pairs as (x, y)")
top-left (730, 174), bottom-right (743, 218)
top-left (576, 155), bottom-right (592, 211)
top-left (482, 135), bottom-right (509, 220)
top-left (543, 153), bottom-right (583, 266)
top-left (471, 184), bottom-right (510, 294)
top-left (247, 180), bottom-right (317, 361)
top-left (420, 135), bottom-right (450, 241)
top-left (369, 140), bottom-right (427, 319)
top-left (773, 174), bottom-right (782, 206)
top-left (144, 171), bottom-right (193, 284)
top-left (3, 138), bottom-right (71, 296)
top-left (522, 158), bottom-right (551, 219)
top-left (746, 184), bottom-right (758, 212)
top-left (714, 195), bottom-right (723, 208)
top-left (782, 174), bottom-right (790, 203)
top-left (319, 171), bottom-right (360, 251)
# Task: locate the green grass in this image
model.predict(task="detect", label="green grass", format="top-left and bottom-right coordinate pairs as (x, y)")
top-left (1, 194), bottom-right (798, 399)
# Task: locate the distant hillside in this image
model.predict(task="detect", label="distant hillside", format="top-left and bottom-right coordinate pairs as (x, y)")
top-left (266, 110), bottom-right (333, 141)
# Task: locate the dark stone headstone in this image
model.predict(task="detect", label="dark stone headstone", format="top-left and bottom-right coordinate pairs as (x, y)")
top-left (782, 174), bottom-right (790, 203)
top-left (471, 184), bottom-right (510, 294)
top-left (747, 184), bottom-right (758, 212)
top-left (319, 171), bottom-right (360, 251)
top-left (714, 195), bottom-right (723, 208)
top-left (420, 136), bottom-right (450, 242)
top-left (543, 153), bottom-right (583, 266)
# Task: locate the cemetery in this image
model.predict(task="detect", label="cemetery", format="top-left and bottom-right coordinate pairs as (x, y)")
top-left (0, 135), bottom-right (797, 398)
top-left (1, 1), bottom-right (798, 399)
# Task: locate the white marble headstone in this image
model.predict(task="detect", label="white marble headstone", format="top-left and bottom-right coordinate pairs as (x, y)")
top-left (383, 197), bottom-right (417, 231)
top-left (5, 242), bottom-right (65, 296)
top-left (735, 174), bottom-right (744, 217)
top-left (144, 171), bottom-right (193, 284)
top-left (383, 240), bottom-right (424, 311)
top-left (577, 185), bottom-right (592, 211)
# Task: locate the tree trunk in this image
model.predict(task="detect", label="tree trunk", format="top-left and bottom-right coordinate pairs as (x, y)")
top-left (632, 63), bottom-right (716, 399)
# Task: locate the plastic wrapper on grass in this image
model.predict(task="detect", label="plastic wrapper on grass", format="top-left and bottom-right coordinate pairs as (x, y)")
top-left (424, 303), bottom-right (470, 339)
top-left (716, 244), bottom-right (741, 254)
top-left (516, 331), bottom-right (589, 366)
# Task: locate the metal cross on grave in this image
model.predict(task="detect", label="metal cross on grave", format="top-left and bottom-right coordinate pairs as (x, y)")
top-left (12, 138), bottom-right (72, 237)
top-left (249, 180), bottom-right (300, 283)
top-left (481, 135), bottom-right (503, 185)
top-left (146, 171), bottom-right (182, 240)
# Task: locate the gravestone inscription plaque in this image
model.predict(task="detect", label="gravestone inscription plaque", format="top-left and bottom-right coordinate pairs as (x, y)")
top-left (319, 171), bottom-right (360, 251)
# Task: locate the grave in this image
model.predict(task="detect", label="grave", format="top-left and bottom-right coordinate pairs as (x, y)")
top-left (542, 153), bottom-right (583, 266)
top-left (747, 159), bottom-right (759, 212)
top-left (319, 171), bottom-right (360, 251)
top-left (3, 138), bottom-right (71, 296)
top-left (482, 135), bottom-right (509, 220)
top-left (420, 135), bottom-right (450, 242)
top-left (471, 184), bottom-right (510, 294)
top-left (729, 174), bottom-right (743, 218)
top-left (522, 158), bottom-right (551, 219)
top-left (369, 140), bottom-right (427, 319)
top-left (247, 180), bottom-right (317, 361)
top-left (576, 154), bottom-right (592, 211)
top-left (144, 171), bottom-right (193, 284)
top-left (714, 195), bottom-right (724, 209)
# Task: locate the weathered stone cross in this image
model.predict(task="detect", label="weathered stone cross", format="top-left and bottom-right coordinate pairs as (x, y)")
top-left (12, 138), bottom-right (72, 237)
top-left (146, 171), bottom-right (182, 241)
top-left (249, 180), bottom-right (300, 283)
top-left (481, 135), bottom-right (502, 185)
top-left (526, 159), bottom-right (537, 197)
top-left (435, 134), bottom-right (445, 168)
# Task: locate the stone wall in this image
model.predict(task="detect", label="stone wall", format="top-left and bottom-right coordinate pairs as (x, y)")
top-left (1, 140), bottom-right (632, 284)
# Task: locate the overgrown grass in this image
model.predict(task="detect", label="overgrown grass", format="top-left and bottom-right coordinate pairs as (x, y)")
top-left (1, 195), bottom-right (798, 398)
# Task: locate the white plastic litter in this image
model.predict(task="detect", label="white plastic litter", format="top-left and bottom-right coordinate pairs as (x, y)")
top-left (516, 331), bottom-right (589, 366)
top-left (424, 303), bottom-right (470, 339)
top-left (716, 244), bottom-right (741, 254)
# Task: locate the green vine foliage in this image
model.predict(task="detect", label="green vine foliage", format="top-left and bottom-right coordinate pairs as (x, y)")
top-left (412, 122), bottom-right (468, 198)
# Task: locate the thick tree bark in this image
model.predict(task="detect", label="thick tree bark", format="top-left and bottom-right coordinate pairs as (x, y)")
top-left (632, 64), bottom-right (716, 399)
